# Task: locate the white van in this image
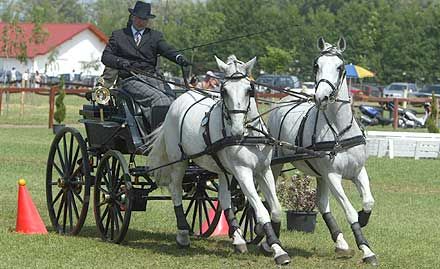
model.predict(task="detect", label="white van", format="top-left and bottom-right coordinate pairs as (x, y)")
top-left (383, 82), bottom-right (418, 97)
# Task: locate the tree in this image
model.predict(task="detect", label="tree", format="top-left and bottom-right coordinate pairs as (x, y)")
top-left (91, 0), bottom-right (136, 36)
top-left (426, 92), bottom-right (439, 133)
top-left (54, 78), bottom-right (66, 124)
top-left (259, 46), bottom-right (296, 74)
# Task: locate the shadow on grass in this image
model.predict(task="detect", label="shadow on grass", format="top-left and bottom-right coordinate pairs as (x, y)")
top-left (74, 225), bottom-right (314, 259)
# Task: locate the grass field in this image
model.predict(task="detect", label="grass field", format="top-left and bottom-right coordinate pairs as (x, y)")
top-left (1, 127), bottom-right (440, 268)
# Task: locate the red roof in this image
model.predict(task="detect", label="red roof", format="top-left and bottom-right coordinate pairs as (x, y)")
top-left (0, 23), bottom-right (108, 58)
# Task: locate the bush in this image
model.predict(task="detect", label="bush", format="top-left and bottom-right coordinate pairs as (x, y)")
top-left (276, 173), bottom-right (316, 212)
top-left (54, 79), bottom-right (66, 124)
top-left (426, 92), bottom-right (439, 133)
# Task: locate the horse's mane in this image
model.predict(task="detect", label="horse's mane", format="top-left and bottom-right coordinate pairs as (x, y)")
top-left (321, 43), bottom-right (342, 55)
top-left (224, 55), bottom-right (247, 77)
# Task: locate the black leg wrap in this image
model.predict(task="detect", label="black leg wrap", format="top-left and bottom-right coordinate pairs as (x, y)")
top-left (224, 208), bottom-right (240, 238)
top-left (358, 209), bottom-right (371, 228)
top-left (351, 222), bottom-right (370, 249)
top-left (322, 212), bottom-right (342, 242)
top-left (174, 205), bottom-right (190, 230)
top-left (263, 222), bottom-right (281, 246)
top-left (271, 221), bottom-right (281, 238)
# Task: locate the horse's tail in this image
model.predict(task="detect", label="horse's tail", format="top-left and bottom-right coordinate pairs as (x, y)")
top-left (142, 125), bottom-right (163, 154)
top-left (145, 125), bottom-right (171, 186)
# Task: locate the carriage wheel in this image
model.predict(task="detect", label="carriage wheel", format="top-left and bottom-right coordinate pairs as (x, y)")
top-left (230, 181), bottom-right (266, 244)
top-left (94, 150), bottom-right (132, 243)
top-left (184, 177), bottom-right (222, 238)
top-left (46, 127), bottom-right (91, 235)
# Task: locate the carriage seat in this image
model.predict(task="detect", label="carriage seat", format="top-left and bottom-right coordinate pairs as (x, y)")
top-left (112, 88), bottom-right (143, 116)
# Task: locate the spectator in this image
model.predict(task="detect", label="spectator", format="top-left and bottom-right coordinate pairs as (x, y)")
top-left (196, 71), bottom-right (220, 91)
top-left (10, 67), bottom-right (17, 87)
top-left (22, 69), bottom-right (29, 88)
top-left (70, 69), bottom-right (77, 82)
top-left (34, 71), bottom-right (42, 88)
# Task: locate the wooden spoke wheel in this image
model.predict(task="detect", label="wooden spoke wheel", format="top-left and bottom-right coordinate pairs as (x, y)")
top-left (183, 174), bottom-right (222, 238)
top-left (46, 127), bottom-right (91, 235)
top-left (230, 180), bottom-right (266, 244)
top-left (94, 150), bottom-right (132, 243)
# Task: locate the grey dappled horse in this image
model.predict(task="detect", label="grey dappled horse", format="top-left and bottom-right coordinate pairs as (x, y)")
top-left (147, 55), bottom-right (290, 265)
top-left (268, 38), bottom-right (378, 266)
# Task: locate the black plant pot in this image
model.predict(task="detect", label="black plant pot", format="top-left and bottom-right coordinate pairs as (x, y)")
top-left (52, 123), bottom-right (66, 134)
top-left (286, 211), bottom-right (317, 233)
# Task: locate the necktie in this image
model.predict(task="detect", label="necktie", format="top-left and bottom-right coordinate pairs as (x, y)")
top-left (135, 31), bottom-right (142, 46)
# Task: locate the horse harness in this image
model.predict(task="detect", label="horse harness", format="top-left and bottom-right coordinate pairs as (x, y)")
top-left (177, 71), bottom-right (270, 178)
top-left (275, 48), bottom-right (366, 176)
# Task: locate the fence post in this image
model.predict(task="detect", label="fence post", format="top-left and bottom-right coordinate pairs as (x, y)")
top-left (393, 98), bottom-right (399, 130)
top-left (48, 86), bottom-right (56, 129)
top-left (0, 88), bottom-right (3, 115)
top-left (20, 91), bottom-right (25, 117)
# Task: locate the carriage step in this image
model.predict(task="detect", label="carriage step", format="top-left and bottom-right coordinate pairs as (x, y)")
top-left (131, 188), bottom-right (149, 211)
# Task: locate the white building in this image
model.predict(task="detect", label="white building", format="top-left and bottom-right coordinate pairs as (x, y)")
top-left (0, 23), bottom-right (107, 76)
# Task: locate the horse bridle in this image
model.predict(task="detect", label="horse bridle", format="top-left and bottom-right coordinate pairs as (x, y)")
top-left (220, 71), bottom-right (255, 120)
top-left (313, 49), bottom-right (347, 104)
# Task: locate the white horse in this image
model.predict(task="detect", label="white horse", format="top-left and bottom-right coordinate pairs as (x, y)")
top-left (268, 38), bottom-right (378, 266)
top-left (147, 55), bottom-right (290, 265)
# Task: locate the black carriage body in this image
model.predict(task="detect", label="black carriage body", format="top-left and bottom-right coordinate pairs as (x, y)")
top-left (79, 89), bottom-right (169, 155)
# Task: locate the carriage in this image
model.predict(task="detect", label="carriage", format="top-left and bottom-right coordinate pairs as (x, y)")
top-left (45, 83), bottom-right (263, 244)
top-left (45, 46), bottom-right (378, 266)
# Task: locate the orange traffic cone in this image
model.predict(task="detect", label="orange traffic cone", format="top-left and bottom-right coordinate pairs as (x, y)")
top-left (199, 201), bottom-right (229, 237)
top-left (16, 179), bottom-right (48, 234)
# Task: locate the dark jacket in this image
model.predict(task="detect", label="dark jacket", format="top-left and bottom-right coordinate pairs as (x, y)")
top-left (101, 27), bottom-right (179, 78)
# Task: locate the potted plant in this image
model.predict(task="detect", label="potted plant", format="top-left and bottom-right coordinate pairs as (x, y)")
top-left (53, 78), bottom-right (66, 134)
top-left (276, 172), bottom-right (317, 233)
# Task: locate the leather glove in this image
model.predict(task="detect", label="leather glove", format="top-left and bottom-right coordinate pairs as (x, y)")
top-left (176, 54), bottom-right (190, 67)
top-left (118, 59), bottom-right (131, 70)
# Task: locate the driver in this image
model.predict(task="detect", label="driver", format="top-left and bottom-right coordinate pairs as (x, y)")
top-left (101, 1), bottom-right (190, 129)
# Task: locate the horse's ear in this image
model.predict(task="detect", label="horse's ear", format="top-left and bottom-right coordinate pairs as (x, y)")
top-left (337, 37), bottom-right (346, 52)
top-left (215, 55), bottom-right (228, 72)
top-left (317, 37), bottom-right (325, 51)
top-left (245, 57), bottom-right (257, 74)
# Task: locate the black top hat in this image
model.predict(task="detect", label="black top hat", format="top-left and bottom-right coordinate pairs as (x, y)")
top-left (128, 1), bottom-right (156, 20)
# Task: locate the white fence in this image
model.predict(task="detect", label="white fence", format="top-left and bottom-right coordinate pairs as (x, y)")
top-left (366, 131), bottom-right (440, 159)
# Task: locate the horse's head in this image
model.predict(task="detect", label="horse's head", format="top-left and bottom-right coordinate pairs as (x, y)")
top-left (313, 37), bottom-right (347, 110)
top-left (215, 55), bottom-right (256, 137)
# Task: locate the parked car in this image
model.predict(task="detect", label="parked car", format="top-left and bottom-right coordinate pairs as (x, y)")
top-left (412, 84), bottom-right (440, 98)
top-left (255, 74), bottom-right (300, 93)
top-left (383, 82), bottom-right (418, 97)
top-left (80, 75), bottom-right (99, 87)
top-left (360, 84), bottom-right (383, 97)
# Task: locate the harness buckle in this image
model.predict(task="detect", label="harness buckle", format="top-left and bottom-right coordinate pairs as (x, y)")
top-left (329, 95), bottom-right (336, 103)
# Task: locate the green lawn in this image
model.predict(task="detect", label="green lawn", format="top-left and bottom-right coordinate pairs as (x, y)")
top-left (0, 127), bottom-right (439, 268)
top-left (0, 92), bottom-right (85, 125)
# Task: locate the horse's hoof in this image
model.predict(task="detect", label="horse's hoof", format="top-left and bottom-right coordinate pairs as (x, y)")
top-left (274, 253), bottom-right (291, 266)
top-left (358, 210), bottom-right (371, 227)
top-left (363, 255), bottom-right (379, 266)
top-left (335, 247), bottom-right (355, 259)
top-left (176, 230), bottom-right (190, 248)
top-left (259, 241), bottom-right (273, 256)
top-left (234, 243), bottom-right (248, 254)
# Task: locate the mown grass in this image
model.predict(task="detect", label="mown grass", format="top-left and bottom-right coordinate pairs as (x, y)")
top-left (1, 127), bottom-right (440, 268)
top-left (0, 92), bottom-right (84, 125)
